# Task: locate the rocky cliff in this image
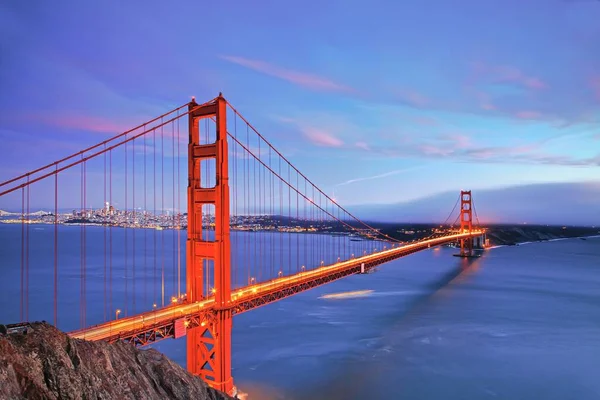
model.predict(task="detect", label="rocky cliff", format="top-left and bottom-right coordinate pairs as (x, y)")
top-left (0, 322), bottom-right (233, 400)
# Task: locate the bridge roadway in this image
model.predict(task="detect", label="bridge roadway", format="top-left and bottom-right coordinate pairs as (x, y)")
top-left (69, 231), bottom-right (483, 346)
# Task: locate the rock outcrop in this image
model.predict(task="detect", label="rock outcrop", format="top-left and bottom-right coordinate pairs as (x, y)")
top-left (0, 322), bottom-right (233, 400)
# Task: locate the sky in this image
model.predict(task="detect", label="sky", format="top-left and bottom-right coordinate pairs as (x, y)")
top-left (0, 0), bottom-right (599, 223)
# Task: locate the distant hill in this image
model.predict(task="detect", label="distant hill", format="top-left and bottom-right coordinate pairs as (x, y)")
top-left (0, 210), bottom-right (51, 217)
top-left (349, 181), bottom-right (600, 226)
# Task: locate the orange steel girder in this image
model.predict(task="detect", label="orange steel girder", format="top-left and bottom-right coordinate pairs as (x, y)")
top-left (459, 190), bottom-right (473, 256)
top-left (186, 95), bottom-right (235, 396)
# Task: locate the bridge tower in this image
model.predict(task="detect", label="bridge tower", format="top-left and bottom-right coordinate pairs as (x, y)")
top-left (459, 190), bottom-right (473, 257)
top-left (186, 94), bottom-right (235, 396)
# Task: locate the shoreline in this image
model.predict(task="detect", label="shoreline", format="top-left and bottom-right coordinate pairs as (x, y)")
top-left (488, 234), bottom-right (600, 249)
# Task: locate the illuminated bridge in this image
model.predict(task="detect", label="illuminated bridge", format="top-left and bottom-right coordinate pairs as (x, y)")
top-left (0, 94), bottom-right (486, 396)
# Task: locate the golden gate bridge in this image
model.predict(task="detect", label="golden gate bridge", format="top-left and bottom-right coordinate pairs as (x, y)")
top-left (0, 94), bottom-right (485, 397)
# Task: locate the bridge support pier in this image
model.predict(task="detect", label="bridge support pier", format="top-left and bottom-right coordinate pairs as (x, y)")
top-left (187, 310), bottom-right (233, 395)
top-left (186, 95), bottom-right (236, 397)
top-left (473, 233), bottom-right (487, 249)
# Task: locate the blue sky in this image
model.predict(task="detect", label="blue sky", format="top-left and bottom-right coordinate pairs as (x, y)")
top-left (0, 1), bottom-right (599, 222)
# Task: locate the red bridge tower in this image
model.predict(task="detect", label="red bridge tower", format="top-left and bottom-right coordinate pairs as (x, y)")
top-left (186, 95), bottom-right (235, 396)
top-left (459, 190), bottom-right (473, 257)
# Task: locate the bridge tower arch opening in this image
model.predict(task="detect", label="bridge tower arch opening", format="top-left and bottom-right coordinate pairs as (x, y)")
top-left (186, 94), bottom-right (235, 396)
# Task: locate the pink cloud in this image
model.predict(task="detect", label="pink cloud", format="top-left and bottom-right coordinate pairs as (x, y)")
top-left (419, 145), bottom-right (454, 156)
top-left (512, 143), bottom-right (541, 154)
top-left (220, 55), bottom-right (354, 93)
top-left (470, 62), bottom-right (548, 90)
top-left (36, 114), bottom-right (136, 134)
top-left (440, 134), bottom-right (471, 149)
top-left (301, 127), bottom-right (344, 147)
top-left (468, 149), bottom-right (495, 159)
top-left (522, 77), bottom-right (546, 90)
top-left (465, 88), bottom-right (496, 111)
top-left (355, 141), bottom-right (370, 151)
top-left (515, 111), bottom-right (542, 120)
top-left (396, 90), bottom-right (429, 107)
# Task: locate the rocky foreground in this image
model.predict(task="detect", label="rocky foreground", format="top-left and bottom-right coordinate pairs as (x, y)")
top-left (0, 322), bottom-right (233, 400)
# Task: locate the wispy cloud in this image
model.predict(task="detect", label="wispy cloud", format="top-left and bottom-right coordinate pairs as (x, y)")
top-left (355, 141), bottom-right (370, 151)
top-left (301, 127), bottom-right (344, 147)
top-left (470, 62), bottom-right (548, 90)
top-left (515, 110), bottom-right (542, 120)
top-left (274, 115), bottom-right (350, 148)
top-left (353, 133), bottom-right (600, 168)
top-left (14, 113), bottom-right (136, 135)
top-left (220, 55), bottom-right (354, 93)
top-left (395, 90), bottom-right (430, 107)
top-left (335, 166), bottom-right (424, 187)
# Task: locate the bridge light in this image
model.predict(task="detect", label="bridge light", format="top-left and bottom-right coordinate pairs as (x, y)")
top-left (152, 303), bottom-right (157, 309)
top-left (201, 321), bottom-right (206, 327)
top-left (115, 309), bottom-right (121, 319)
top-left (171, 296), bottom-right (178, 304)
top-left (278, 271), bottom-right (283, 277)
top-left (252, 288), bottom-right (257, 293)
top-left (184, 320), bottom-right (190, 328)
top-left (321, 260), bottom-right (324, 266)
top-left (301, 265), bottom-right (305, 272)
top-left (351, 253), bottom-right (354, 258)
top-left (211, 287), bottom-right (217, 294)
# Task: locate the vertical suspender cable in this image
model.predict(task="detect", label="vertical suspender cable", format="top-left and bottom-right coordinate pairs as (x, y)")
top-left (124, 136), bottom-right (128, 316)
top-left (132, 136), bottom-right (136, 314)
top-left (20, 187), bottom-right (24, 321)
top-left (144, 126), bottom-right (147, 305)
top-left (54, 165), bottom-right (59, 326)
top-left (109, 150), bottom-right (113, 317)
top-left (177, 113), bottom-right (181, 298)
top-left (103, 146), bottom-right (107, 321)
top-left (161, 121), bottom-right (165, 306)
top-left (172, 120), bottom-right (176, 297)
top-left (153, 127), bottom-right (157, 306)
top-left (26, 177), bottom-right (30, 321)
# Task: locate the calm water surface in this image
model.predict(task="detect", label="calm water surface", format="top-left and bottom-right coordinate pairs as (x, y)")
top-left (1, 224), bottom-right (599, 399)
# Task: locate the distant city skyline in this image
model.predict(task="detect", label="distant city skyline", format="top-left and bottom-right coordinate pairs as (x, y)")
top-left (1, 1), bottom-right (599, 224)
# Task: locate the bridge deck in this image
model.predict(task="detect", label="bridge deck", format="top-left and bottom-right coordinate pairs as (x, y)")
top-left (69, 231), bottom-right (483, 345)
